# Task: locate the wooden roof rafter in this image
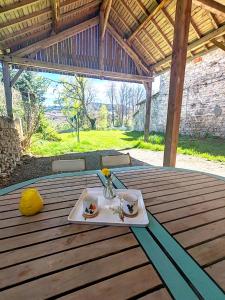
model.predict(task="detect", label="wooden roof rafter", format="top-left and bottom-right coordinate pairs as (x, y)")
top-left (128, 0), bottom-right (171, 42)
top-left (153, 22), bottom-right (225, 69)
top-left (193, 0), bottom-right (225, 17)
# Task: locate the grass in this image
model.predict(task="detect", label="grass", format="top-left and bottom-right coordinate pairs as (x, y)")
top-left (29, 130), bottom-right (225, 162)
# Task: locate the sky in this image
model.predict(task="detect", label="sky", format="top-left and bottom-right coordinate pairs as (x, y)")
top-left (40, 72), bottom-right (161, 106)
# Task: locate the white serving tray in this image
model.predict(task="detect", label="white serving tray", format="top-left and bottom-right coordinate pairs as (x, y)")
top-left (68, 188), bottom-right (149, 227)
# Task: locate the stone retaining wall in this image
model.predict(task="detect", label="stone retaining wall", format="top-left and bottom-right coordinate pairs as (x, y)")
top-left (134, 49), bottom-right (225, 138)
top-left (0, 117), bottom-right (22, 183)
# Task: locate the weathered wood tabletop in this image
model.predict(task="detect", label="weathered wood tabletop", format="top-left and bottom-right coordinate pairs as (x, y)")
top-left (0, 167), bottom-right (225, 299)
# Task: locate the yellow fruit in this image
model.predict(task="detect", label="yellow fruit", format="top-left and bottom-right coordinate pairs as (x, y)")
top-left (19, 188), bottom-right (44, 216)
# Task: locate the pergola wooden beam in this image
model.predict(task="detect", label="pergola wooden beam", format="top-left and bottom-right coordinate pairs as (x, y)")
top-left (163, 0), bottom-right (192, 167)
top-left (211, 38), bottom-right (225, 51)
top-left (10, 69), bottom-right (24, 87)
top-left (99, 0), bottom-right (112, 70)
top-left (50, 0), bottom-right (60, 33)
top-left (101, 0), bottom-right (112, 40)
top-left (193, 0), bottom-right (225, 17)
top-left (154, 22), bottom-right (225, 69)
top-left (0, 55), bottom-right (153, 83)
top-left (2, 61), bottom-right (13, 118)
top-left (128, 0), bottom-right (171, 42)
top-left (13, 17), bottom-right (99, 57)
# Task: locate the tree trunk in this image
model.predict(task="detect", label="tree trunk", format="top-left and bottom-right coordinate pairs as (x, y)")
top-left (144, 79), bottom-right (153, 142)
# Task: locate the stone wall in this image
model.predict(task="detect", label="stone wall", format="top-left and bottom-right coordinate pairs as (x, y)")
top-left (0, 117), bottom-right (22, 183)
top-left (133, 49), bottom-right (225, 138)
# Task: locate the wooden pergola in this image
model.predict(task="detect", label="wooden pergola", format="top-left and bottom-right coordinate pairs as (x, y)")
top-left (1, 0), bottom-right (225, 167)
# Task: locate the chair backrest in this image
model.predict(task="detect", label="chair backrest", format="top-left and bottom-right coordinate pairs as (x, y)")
top-left (101, 153), bottom-right (131, 168)
top-left (52, 159), bottom-right (86, 173)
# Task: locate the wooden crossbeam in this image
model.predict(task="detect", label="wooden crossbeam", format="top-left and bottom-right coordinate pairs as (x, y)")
top-left (10, 69), bottom-right (24, 87)
top-left (12, 17), bottom-right (99, 57)
top-left (193, 0), bottom-right (225, 17)
top-left (0, 0), bottom-right (39, 14)
top-left (163, 0), bottom-right (192, 167)
top-left (211, 38), bottom-right (225, 52)
top-left (128, 0), bottom-right (171, 42)
top-left (154, 23), bottom-right (225, 69)
top-left (0, 55), bottom-right (153, 83)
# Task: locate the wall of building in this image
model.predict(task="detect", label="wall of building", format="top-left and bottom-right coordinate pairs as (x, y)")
top-left (133, 49), bottom-right (225, 138)
top-left (0, 117), bottom-right (22, 183)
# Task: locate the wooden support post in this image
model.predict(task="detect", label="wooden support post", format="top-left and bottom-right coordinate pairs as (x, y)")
top-left (99, 0), bottom-right (112, 71)
top-left (2, 61), bottom-right (13, 119)
top-left (144, 77), bottom-right (153, 142)
top-left (163, 0), bottom-right (192, 167)
top-left (99, 4), bottom-right (105, 71)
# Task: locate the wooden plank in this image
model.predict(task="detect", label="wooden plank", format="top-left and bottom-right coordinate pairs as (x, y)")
top-left (59, 265), bottom-right (163, 300)
top-left (0, 55), bottom-right (152, 83)
top-left (10, 69), bottom-right (24, 87)
top-left (163, 0), bottom-right (192, 167)
top-left (0, 223), bottom-right (101, 253)
top-left (155, 197), bottom-right (225, 223)
top-left (189, 236), bottom-right (225, 267)
top-left (149, 191), bottom-right (225, 213)
top-left (206, 260), bottom-right (225, 290)
top-left (193, 0), bottom-right (225, 17)
top-left (0, 233), bottom-right (137, 289)
top-left (139, 288), bottom-right (172, 300)
top-left (2, 61), bottom-right (13, 118)
top-left (166, 206), bottom-right (225, 234)
top-left (0, 248), bottom-right (148, 299)
top-left (0, 226), bottom-right (129, 269)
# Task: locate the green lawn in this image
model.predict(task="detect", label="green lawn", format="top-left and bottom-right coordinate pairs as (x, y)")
top-left (29, 130), bottom-right (225, 162)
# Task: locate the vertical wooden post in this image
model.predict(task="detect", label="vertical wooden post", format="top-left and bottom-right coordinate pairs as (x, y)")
top-left (99, 6), bottom-right (105, 71)
top-left (2, 61), bottom-right (13, 119)
top-left (163, 0), bottom-right (192, 167)
top-left (144, 75), bottom-right (153, 142)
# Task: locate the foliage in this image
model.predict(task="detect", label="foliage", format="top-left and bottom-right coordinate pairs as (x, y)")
top-left (98, 105), bottom-right (109, 129)
top-left (14, 71), bottom-right (50, 148)
top-left (29, 130), bottom-right (225, 163)
top-left (37, 113), bottom-right (61, 141)
top-left (53, 76), bottom-right (97, 139)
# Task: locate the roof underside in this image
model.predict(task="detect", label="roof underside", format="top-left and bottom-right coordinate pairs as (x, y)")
top-left (0, 0), bottom-right (225, 80)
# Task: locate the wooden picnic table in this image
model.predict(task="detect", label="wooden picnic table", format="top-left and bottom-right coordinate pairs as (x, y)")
top-left (0, 167), bottom-right (225, 299)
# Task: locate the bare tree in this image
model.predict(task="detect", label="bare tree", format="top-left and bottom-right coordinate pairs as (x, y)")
top-left (106, 82), bottom-right (117, 127)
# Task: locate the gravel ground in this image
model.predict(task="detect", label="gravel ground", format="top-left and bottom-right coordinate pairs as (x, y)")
top-left (1, 150), bottom-right (146, 188)
top-left (121, 149), bottom-right (225, 178)
top-left (2, 148), bottom-right (225, 188)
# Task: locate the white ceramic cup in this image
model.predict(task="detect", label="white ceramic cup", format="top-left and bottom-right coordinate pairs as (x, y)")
top-left (121, 193), bottom-right (138, 217)
top-left (83, 193), bottom-right (98, 218)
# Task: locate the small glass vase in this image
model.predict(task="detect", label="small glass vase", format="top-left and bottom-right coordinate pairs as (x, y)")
top-left (103, 177), bottom-right (116, 200)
